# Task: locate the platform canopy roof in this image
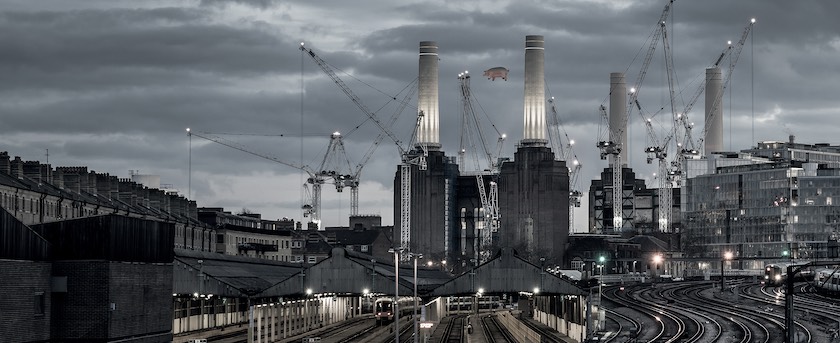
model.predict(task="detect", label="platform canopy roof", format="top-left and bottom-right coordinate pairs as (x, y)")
top-left (428, 248), bottom-right (587, 297)
top-left (177, 247), bottom-right (586, 298)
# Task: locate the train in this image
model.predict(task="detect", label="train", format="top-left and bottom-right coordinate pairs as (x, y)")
top-left (763, 262), bottom-right (813, 286)
top-left (373, 297), bottom-right (418, 323)
top-left (814, 267), bottom-right (840, 296)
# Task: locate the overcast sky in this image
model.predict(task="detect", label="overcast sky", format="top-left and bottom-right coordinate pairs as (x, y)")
top-left (3, 0), bottom-right (839, 230)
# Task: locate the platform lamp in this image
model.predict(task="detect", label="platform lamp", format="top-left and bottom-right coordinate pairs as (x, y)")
top-left (652, 254), bottom-right (663, 287)
top-left (721, 251), bottom-right (733, 290)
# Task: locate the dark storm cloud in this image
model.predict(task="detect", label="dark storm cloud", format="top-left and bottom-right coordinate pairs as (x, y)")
top-left (0, 8), bottom-right (297, 83)
top-left (200, 0), bottom-right (279, 10)
top-left (1, 87), bottom-right (296, 134)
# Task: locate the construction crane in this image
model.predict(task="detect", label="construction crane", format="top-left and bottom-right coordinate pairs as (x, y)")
top-left (186, 129), bottom-right (346, 229)
top-left (547, 96), bottom-right (582, 229)
top-left (457, 71), bottom-right (504, 263)
top-left (598, 0), bottom-right (674, 232)
top-left (636, 99), bottom-right (675, 232)
top-left (667, 19), bottom-right (754, 185)
top-left (695, 19), bottom-right (755, 150)
top-left (346, 81), bottom-right (418, 216)
top-left (301, 43), bottom-right (426, 252)
top-left (596, 104), bottom-right (623, 232)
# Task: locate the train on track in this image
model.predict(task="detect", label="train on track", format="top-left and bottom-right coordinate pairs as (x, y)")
top-left (763, 262), bottom-right (813, 286)
top-left (373, 297), bottom-right (418, 323)
top-left (814, 267), bottom-right (840, 296)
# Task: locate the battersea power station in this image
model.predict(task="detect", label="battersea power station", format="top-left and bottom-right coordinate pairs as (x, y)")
top-left (394, 36), bottom-right (570, 270)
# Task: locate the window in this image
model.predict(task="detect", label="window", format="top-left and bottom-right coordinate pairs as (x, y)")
top-left (307, 256), bottom-right (317, 264)
top-left (361, 245), bottom-right (369, 252)
top-left (34, 292), bottom-right (45, 316)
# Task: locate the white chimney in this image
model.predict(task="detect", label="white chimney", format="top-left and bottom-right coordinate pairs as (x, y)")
top-left (522, 35), bottom-right (547, 145)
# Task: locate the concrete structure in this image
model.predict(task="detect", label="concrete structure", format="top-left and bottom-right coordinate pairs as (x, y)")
top-left (395, 151), bottom-right (458, 263)
top-left (609, 72), bottom-right (627, 159)
top-left (704, 67), bottom-right (723, 155)
top-left (417, 41), bottom-right (441, 150)
top-left (499, 146), bottom-right (569, 265)
top-left (522, 35), bottom-right (547, 145)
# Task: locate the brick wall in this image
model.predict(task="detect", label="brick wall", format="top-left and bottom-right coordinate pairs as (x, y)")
top-left (50, 261), bottom-right (109, 340)
top-left (108, 262), bottom-right (173, 341)
top-left (50, 261), bottom-right (173, 342)
top-left (0, 260), bottom-right (51, 343)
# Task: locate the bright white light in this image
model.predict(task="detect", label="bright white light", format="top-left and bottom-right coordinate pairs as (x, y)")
top-left (533, 287), bottom-right (540, 294)
top-left (569, 139), bottom-right (575, 145)
top-left (751, 18), bottom-right (756, 24)
top-left (630, 87), bottom-right (636, 93)
top-left (465, 70), bottom-right (469, 74)
top-left (501, 134), bottom-right (507, 139)
top-left (727, 40), bottom-right (732, 45)
top-left (363, 288), bottom-right (369, 294)
top-left (573, 160), bottom-right (579, 166)
top-left (478, 288), bottom-right (484, 294)
top-left (724, 251), bottom-right (733, 260)
top-left (186, 127), bottom-right (190, 132)
top-left (306, 288), bottom-right (313, 295)
top-left (300, 42), bottom-right (305, 46)
top-left (653, 254), bottom-right (663, 264)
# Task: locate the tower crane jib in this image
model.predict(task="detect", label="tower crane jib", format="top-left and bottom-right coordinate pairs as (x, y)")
top-left (186, 129), bottom-right (331, 229)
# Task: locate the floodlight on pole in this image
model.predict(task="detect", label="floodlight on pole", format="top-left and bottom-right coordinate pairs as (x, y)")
top-left (721, 251), bottom-right (733, 290)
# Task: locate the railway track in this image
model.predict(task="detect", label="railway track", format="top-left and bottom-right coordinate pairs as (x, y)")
top-left (480, 313), bottom-right (516, 343)
top-left (603, 281), bottom-right (795, 343)
top-left (438, 314), bottom-right (466, 343)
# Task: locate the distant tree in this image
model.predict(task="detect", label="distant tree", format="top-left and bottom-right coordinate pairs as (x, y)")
top-left (237, 208), bottom-right (254, 216)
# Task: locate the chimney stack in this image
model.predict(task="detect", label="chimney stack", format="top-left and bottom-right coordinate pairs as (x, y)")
top-left (0, 152), bottom-right (10, 175)
top-left (416, 41), bottom-right (441, 150)
top-left (609, 72), bottom-right (627, 167)
top-left (705, 67), bottom-right (723, 155)
top-left (522, 35), bottom-right (547, 145)
top-left (10, 156), bottom-right (24, 179)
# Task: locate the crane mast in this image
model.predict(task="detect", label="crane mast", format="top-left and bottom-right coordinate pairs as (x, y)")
top-left (598, 0), bottom-right (673, 232)
top-left (547, 97), bottom-right (582, 231)
top-left (457, 71), bottom-right (500, 263)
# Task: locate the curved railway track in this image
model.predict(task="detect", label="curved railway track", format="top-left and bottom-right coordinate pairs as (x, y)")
top-left (603, 281), bottom-right (795, 343)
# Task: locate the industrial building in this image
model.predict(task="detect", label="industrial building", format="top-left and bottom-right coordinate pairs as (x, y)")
top-left (395, 37), bottom-right (573, 269)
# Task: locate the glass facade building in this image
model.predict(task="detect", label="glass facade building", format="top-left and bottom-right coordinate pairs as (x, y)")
top-left (683, 140), bottom-right (840, 266)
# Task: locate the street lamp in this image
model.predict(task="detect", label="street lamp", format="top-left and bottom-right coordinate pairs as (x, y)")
top-left (652, 254), bottom-right (663, 286)
top-left (721, 251), bottom-right (733, 290)
top-left (388, 248), bottom-right (405, 343)
top-left (597, 256), bottom-right (606, 305)
top-left (408, 253), bottom-right (423, 343)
